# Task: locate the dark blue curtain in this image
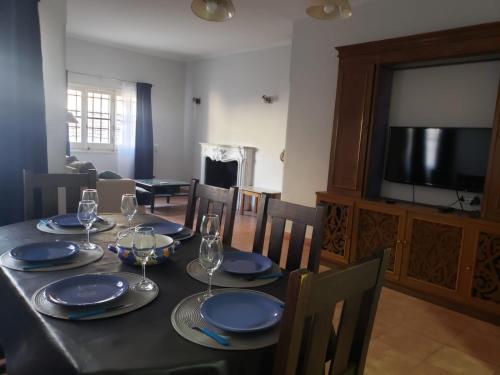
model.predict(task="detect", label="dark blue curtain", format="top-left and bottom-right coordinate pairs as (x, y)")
top-left (134, 82), bottom-right (154, 179)
top-left (0, 0), bottom-right (48, 226)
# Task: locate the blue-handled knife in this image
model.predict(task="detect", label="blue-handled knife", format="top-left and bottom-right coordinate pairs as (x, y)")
top-left (189, 324), bottom-right (230, 346)
top-left (68, 303), bottom-right (133, 320)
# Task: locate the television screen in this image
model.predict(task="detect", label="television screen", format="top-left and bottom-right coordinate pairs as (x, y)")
top-left (385, 127), bottom-right (491, 192)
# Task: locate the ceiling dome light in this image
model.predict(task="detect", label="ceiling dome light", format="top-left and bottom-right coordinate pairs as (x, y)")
top-left (191, 0), bottom-right (235, 22)
top-left (307, 0), bottom-right (352, 20)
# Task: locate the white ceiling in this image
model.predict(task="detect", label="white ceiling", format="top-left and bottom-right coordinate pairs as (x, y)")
top-left (67, 0), bottom-right (368, 61)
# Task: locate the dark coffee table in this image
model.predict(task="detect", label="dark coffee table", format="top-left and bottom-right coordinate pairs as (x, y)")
top-left (135, 179), bottom-right (191, 213)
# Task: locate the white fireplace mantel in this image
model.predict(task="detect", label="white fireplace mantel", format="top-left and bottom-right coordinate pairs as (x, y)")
top-left (200, 143), bottom-right (256, 191)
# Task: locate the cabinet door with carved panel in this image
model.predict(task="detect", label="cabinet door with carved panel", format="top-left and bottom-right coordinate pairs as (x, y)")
top-left (317, 195), bottom-right (354, 265)
top-left (401, 214), bottom-right (465, 300)
top-left (351, 203), bottom-right (406, 281)
top-left (469, 224), bottom-right (500, 315)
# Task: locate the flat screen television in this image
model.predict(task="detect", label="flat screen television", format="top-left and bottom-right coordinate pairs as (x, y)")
top-left (385, 127), bottom-right (491, 192)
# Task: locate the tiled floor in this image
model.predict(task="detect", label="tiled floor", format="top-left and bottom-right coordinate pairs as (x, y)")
top-left (151, 196), bottom-right (500, 375)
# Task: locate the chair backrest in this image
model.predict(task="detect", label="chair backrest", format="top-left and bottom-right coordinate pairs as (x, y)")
top-left (253, 195), bottom-right (326, 272)
top-left (23, 169), bottom-right (97, 220)
top-left (185, 179), bottom-right (239, 245)
top-left (273, 249), bottom-right (390, 375)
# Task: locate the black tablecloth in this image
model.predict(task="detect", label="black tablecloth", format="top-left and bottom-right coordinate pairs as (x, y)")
top-left (0, 215), bottom-right (287, 375)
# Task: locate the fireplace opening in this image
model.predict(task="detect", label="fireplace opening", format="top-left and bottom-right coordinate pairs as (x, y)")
top-left (205, 158), bottom-right (238, 189)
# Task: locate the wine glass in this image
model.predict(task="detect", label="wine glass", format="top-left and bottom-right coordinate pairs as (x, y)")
top-left (132, 227), bottom-right (156, 292)
top-left (121, 194), bottom-right (138, 228)
top-left (82, 189), bottom-right (99, 208)
top-left (198, 235), bottom-right (223, 302)
top-left (77, 200), bottom-right (97, 249)
top-left (200, 214), bottom-right (220, 238)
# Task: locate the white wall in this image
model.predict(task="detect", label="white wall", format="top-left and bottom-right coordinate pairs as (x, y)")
top-left (381, 61), bottom-right (500, 209)
top-left (283, 0), bottom-right (500, 206)
top-left (66, 37), bottom-right (187, 179)
top-left (39, 0), bottom-right (67, 173)
top-left (186, 45), bottom-right (291, 191)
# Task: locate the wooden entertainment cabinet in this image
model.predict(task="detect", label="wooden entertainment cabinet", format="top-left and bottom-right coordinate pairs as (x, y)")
top-left (317, 22), bottom-right (500, 321)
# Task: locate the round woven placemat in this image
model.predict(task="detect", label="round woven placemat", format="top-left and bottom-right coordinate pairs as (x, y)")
top-left (32, 272), bottom-right (158, 320)
top-left (36, 219), bottom-right (115, 235)
top-left (171, 289), bottom-right (282, 350)
top-left (0, 246), bottom-right (104, 272)
top-left (186, 259), bottom-right (281, 288)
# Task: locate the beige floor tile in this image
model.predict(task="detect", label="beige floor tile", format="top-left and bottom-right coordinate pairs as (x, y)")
top-left (467, 319), bottom-right (500, 338)
top-left (426, 346), bottom-right (497, 375)
top-left (365, 339), bottom-right (421, 375)
top-left (448, 328), bottom-right (500, 366)
top-left (409, 362), bottom-right (454, 375)
top-left (376, 326), bottom-right (443, 360)
top-left (371, 318), bottom-right (400, 340)
top-left (402, 315), bottom-right (466, 346)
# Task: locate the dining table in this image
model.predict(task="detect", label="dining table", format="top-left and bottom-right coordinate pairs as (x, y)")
top-left (0, 214), bottom-right (288, 375)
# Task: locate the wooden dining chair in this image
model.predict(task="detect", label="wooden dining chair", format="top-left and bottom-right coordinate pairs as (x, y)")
top-left (185, 179), bottom-right (239, 245)
top-left (252, 195), bottom-right (326, 272)
top-left (273, 249), bottom-right (390, 375)
top-left (23, 169), bottom-right (97, 220)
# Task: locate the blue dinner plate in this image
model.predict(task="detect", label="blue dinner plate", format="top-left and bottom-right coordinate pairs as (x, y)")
top-left (10, 241), bottom-right (80, 262)
top-left (51, 214), bottom-right (83, 228)
top-left (139, 221), bottom-right (184, 236)
top-left (221, 252), bottom-right (273, 275)
top-left (46, 274), bottom-right (129, 307)
top-left (201, 291), bottom-right (283, 333)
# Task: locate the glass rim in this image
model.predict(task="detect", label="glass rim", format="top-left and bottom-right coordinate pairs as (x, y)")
top-left (202, 214), bottom-right (219, 219)
top-left (79, 199), bottom-right (96, 204)
top-left (122, 193), bottom-right (136, 198)
top-left (82, 188), bottom-right (98, 192)
top-left (134, 226), bottom-right (154, 233)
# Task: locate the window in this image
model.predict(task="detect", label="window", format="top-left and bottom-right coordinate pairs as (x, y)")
top-left (67, 85), bottom-right (123, 151)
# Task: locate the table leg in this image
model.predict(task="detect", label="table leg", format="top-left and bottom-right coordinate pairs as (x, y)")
top-left (254, 196), bottom-right (259, 213)
top-left (240, 194), bottom-right (245, 215)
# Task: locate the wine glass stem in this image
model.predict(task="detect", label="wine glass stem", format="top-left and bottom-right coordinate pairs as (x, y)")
top-left (141, 260), bottom-right (147, 283)
top-left (86, 227), bottom-right (90, 246)
top-left (207, 271), bottom-right (213, 296)
top-left (128, 217), bottom-right (133, 228)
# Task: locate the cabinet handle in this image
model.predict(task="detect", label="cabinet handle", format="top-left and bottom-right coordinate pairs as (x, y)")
top-left (396, 240), bottom-right (402, 244)
top-left (465, 266), bottom-right (471, 271)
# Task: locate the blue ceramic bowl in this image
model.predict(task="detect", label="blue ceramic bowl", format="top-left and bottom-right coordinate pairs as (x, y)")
top-left (108, 234), bottom-right (176, 266)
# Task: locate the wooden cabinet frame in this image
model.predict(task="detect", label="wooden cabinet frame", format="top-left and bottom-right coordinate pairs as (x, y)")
top-left (319, 22), bottom-right (500, 320)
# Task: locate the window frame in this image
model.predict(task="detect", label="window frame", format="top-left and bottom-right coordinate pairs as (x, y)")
top-left (67, 83), bottom-right (120, 152)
